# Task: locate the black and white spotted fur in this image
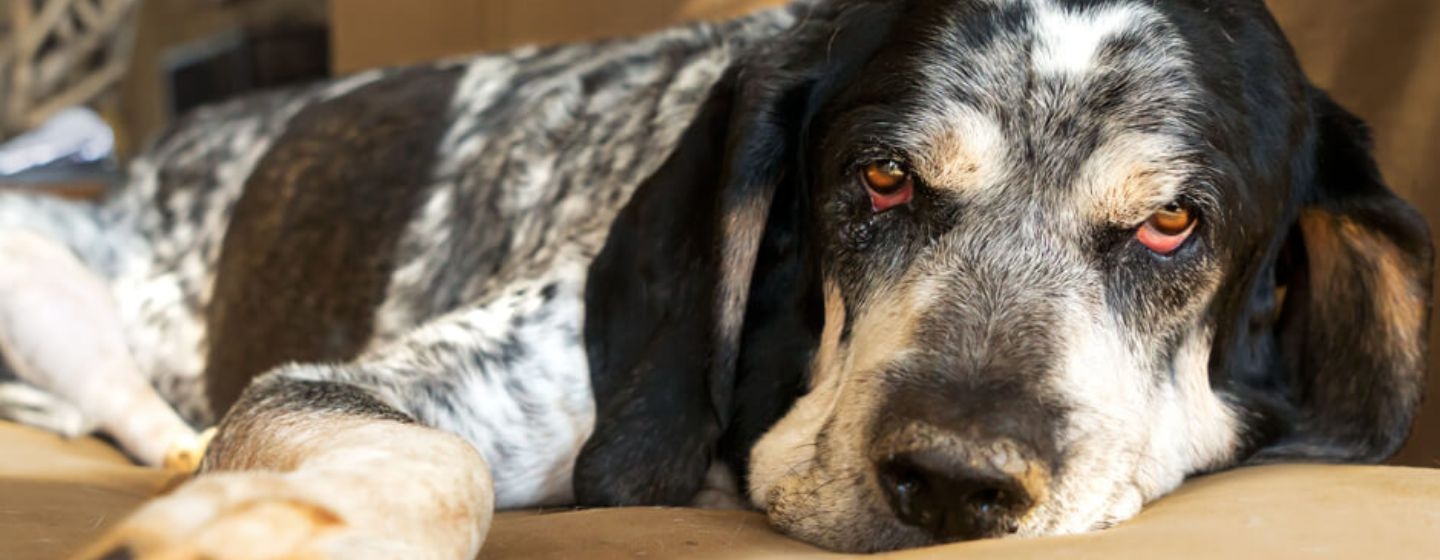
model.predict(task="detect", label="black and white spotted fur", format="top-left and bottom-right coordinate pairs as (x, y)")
top-left (1, 0), bottom-right (1430, 557)
top-left (4, 9), bottom-right (792, 504)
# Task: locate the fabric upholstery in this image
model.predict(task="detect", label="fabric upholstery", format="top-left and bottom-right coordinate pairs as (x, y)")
top-left (3, 422), bottom-right (1439, 559)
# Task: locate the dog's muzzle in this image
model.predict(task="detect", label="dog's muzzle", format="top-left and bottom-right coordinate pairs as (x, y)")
top-left (877, 435), bottom-right (1047, 541)
top-left (871, 365), bottom-right (1059, 543)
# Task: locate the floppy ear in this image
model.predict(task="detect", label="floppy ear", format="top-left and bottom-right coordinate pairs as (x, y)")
top-left (575, 68), bottom-right (810, 507)
top-left (1259, 89), bottom-right (1434, 463)
top-left (574, 2), bottom-right (899, 506)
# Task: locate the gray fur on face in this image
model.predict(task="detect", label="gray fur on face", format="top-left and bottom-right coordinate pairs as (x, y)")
top-left (749, 0), bottom-right (1244, 550)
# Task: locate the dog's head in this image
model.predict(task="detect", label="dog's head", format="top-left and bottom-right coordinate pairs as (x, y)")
top-left (578, 0), bottom-right (1433, 552)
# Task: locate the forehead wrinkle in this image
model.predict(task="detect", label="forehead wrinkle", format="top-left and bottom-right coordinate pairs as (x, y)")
top-left (909, 0), bottom-right (1196, 102)
top-left (1022, 0), bottom-right (1201, 129)
top-left (912, 0), bottom-right (1033, 111)
top-left (861, 0), bottom-right (1206, 218)
top-left (1073, 133), bottom-right (1195, 225)
top-left (901, 100), bottom-right (1010, 199)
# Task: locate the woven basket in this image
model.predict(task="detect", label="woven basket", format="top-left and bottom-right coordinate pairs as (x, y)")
top-left (0, 0), bottom-right (139, 139)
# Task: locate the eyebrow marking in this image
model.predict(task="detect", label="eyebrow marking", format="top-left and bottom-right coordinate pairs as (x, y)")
top-left (1073, 133), bottom-right (1190, 225)
top-left (907, 102), bottom-right (1009, 196)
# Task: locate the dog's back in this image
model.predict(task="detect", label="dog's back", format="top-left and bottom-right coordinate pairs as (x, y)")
top-left (0, 10), bottom-right (796, 434)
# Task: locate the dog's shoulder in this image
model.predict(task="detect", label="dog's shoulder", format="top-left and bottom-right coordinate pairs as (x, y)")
top-left (119, 6), bottom-right (801, 252)
top-left (159, 8), bottom-right (804, 412)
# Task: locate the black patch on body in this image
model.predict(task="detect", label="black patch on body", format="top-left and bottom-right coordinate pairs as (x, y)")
top-left (203, 67), bottom-right (462, 417)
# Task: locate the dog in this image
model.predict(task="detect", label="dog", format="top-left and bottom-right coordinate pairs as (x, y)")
top-left (0, 0), bottom-right (1429, 556)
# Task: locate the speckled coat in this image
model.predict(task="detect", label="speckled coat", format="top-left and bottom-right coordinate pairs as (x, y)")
top-left (0, 6), bottom-right (800, 508)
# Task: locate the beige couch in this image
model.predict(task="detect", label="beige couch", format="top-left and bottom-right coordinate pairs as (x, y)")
top-left (3, 422), bottom-right (1439, 560)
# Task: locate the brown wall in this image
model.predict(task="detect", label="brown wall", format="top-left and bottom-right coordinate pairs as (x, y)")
top-left (331, 0), bottom-right (787, 74)
top-left (116, 0), bottom-right (327, 156)
top-left (1267, 0), bottom-right (1440, 468)
top-left (332, 0), bottom-right (1440, 467)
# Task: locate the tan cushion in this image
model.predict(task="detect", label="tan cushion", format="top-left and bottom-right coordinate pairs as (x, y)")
top-left (3, 421), bottom-right (1438, 560)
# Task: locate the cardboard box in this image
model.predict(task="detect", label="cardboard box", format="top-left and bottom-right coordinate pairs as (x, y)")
top-left (331, 0), bottom-right (787, 74)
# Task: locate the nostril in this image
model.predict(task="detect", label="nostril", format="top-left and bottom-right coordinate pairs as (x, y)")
top-left (878, 449), bottom-right (1037, 542)
top-left (882, 464), bottom-right (930, 523)
top-left (966, 487), bottom-right (1021, 534)
top-left (969, 487), bottom-right (1003, 515)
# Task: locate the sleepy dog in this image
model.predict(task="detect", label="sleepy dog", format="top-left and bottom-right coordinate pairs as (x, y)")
top-left (0, 0), bottom-right (1430, 556)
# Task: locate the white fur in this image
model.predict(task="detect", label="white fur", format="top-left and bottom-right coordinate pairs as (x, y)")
top-left (0, 231), bottom-right (195, 466)
top-left (1032, 1), bottom-right (1155, 77)
top-left (88, 421), bottom-right (494, 559)
top-left (361, 264), bottom-right (595, 508)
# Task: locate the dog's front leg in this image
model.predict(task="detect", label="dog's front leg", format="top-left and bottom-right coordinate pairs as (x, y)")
top-left (83, 373), bottom-right (494, 560)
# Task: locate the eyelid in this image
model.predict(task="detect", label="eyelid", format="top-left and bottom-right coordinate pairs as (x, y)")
top-left (846, 142), bottom-right (911, 166)
top-left (1132, 186), bottom-right (1212, 227)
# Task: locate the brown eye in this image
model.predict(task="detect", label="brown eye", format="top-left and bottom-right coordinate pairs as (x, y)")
top-left (1137, 203), bottom-right (1199, 255)
top-left (1148, 204), bottom-right (1195, 236)
top-left (861, 159), bottom-right (914, 212)
top-left (863, 160), bottom-right (909, 193)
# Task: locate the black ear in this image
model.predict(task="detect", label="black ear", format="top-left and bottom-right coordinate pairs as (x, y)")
top-left (575, 2), bottom-right (899, 506)
top-left (1258, 90), bottom-right (1434, 463)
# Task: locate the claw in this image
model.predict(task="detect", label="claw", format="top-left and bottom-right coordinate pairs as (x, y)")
top-left (162, 427), bottom-right (217, 474)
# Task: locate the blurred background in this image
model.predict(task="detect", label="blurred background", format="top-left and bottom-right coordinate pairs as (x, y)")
top-left (0, 0), bottom-right (1435, 466)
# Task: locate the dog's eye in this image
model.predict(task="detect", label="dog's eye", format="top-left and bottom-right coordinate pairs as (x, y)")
top-left (1137, 203), bottom-right (1198, 255)
top-left (862, 159), bottom-right (914, 212)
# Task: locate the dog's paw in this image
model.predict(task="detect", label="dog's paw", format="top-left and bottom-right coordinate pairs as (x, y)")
top-left (77, 472), bottom-right (382, 560)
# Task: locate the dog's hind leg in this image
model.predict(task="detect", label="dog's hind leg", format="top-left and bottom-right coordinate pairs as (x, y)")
top-left (0, 364), bottom-right (90, 437)
top-left (0, 229), bottom-right (201, 469)
top-left (81, 265), bottom-right (595, 558)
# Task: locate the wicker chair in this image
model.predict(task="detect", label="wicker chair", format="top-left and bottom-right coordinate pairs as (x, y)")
top-left (0, 0), bottom-right (139, 139)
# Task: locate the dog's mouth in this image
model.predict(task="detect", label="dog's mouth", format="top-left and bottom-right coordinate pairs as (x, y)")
top-left (757, 423), bottom-right (1074, 552)
top-left (761, 459), bottom-right (1141, 553)
top-left (762, 467), bottom-right (1046, 552)
top-left (750, 383), bottom-right (1158, 552)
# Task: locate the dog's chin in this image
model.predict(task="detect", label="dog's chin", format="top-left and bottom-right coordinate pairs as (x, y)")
top-left (763, 476), bottom-right (933, 553)
top-left (756, 460), bottom-right (1010, 553)
top-left (767, 498), bottom-right (1133, 553)
top-left (771, 515), bottom-right (932, 554)
top-left (761, 464), bottom-right (1142, 553)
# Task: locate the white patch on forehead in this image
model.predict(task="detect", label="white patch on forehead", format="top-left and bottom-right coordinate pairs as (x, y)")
top-left (1032, 1), bottom-right (1159, 77)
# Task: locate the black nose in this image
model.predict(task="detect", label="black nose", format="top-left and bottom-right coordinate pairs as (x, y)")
top-left (878, 445), bottom-right (1040, 542)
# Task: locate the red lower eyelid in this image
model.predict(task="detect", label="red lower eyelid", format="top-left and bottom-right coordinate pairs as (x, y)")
top-left (1137, 223), bottom-right (1194, 255)
top-left (870, 186), bottom-right (914, 212)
